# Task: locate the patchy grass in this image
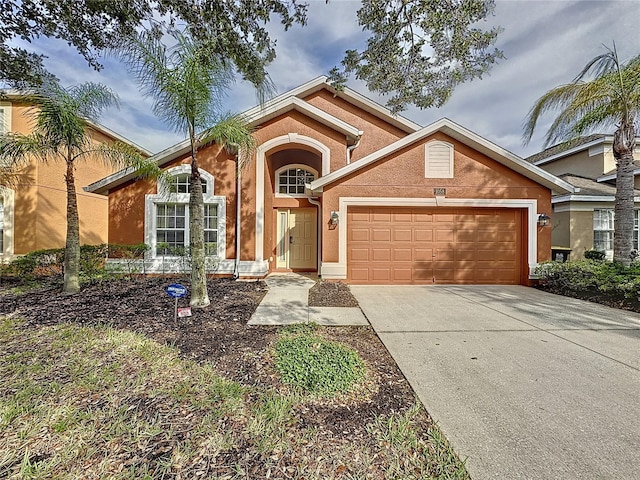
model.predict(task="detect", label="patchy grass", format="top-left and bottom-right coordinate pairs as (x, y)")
top-left (0, 317), bottom-right (468, 479)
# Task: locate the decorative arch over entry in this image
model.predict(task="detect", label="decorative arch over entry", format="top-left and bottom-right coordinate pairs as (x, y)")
top-left (255, 133), bottom-right (330, 263)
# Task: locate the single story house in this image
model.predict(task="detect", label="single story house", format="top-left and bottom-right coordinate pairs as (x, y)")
top-left (527, 135), bottom-right (640, 259)
top-left (0, 94), bottom-right (151, 260)
top-left (87, 77), bottom-right (574, 285)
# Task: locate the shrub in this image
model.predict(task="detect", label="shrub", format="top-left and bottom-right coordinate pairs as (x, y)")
top-left (274, 326), bottom-right (365, 397)
top-left (584, 249), bottom-right (606, 261)
top-left (535, 259), bottom-right (640, 299)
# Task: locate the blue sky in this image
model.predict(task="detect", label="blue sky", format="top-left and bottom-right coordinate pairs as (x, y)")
top-left (12, 0), bottom-right (640, 158)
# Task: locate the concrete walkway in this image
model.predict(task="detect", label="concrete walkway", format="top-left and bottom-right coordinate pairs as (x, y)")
top-left (351, 285), bottom-right (640, 480)
top-left (248, 273), bottom-right (369, 326)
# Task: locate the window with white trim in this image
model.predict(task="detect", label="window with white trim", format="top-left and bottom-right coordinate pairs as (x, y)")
top-left (145, 166), bottom-right (225, 259)
top-left (593, 209), bottom-right (639, 252)
top-left (0, 102), bottom-right (11, 134)
top-left (425, 141), bottom-right (454, 178)
top-left (276, 165), bottom-right (316, 196)
top-left (169, 173), bottom-right (207, 193)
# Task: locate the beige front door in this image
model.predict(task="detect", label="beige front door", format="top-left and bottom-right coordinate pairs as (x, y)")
top-left (276, 208), bottom-right (317, 270)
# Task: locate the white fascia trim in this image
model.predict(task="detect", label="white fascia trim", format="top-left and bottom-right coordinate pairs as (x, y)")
top-left (0, 187), bottom-right (14, 259)
top-left (246, 96), bottom-right (362, 141)
top-left (553, 195), bottom-right (640, 204)
top-left (241, 75), bottom-right (420, 134)
top-left (597, 168), bottom-right (640, 183)
top-left (255, 134), bottom-right (331, 262)
top-left (532, 137), bottom-right (612, 166)
top-left (310, 118), bottom-right (575, 194)
top-left (332, 197), bottom-right (540, 278)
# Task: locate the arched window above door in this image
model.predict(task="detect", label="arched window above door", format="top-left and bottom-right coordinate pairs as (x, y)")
top-left (275, 164), bottom-right (317, 197)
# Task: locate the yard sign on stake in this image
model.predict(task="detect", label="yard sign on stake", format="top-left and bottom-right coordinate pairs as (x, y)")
top-left (165, 283), bottom-right (187, 326)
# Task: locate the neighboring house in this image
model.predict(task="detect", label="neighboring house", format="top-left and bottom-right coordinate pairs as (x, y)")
top-left (87, 77), bottom-right (573, 285)
top-left (0, 93), bottom-right (152, 260)
top-left (527, 135), bottom-right (640, 260)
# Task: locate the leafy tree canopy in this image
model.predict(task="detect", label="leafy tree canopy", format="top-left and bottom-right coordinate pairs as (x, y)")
top-left (0, 0), bottom-right (307, 89)
top-left (329, 0), bottom-right (503, 113)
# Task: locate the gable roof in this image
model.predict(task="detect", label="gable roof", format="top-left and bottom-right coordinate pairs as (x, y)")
top-left (86, 77), bottom-right (416, 194)
top-left (2, 90), bottom-right (153, 157)
top-left (525, 135), bottom-right (606, 165)
top-left (310, 118), bottom-right (575, 195)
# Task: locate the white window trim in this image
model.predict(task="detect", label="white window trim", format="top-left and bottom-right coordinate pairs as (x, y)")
top-left (144, 166), bottom-right (225, 259)
top-left (0, 102), bottom-right (11, 135)
top-left (0, 187), bottom-right (14, 259)
top-left (592, 209), bottom-right (639, 257)
top-left (425, 140), bottom-right (454, 179)
top-left (275, 164), bottom-right (318, 198)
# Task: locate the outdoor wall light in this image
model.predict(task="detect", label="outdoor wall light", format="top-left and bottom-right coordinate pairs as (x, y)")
top-left (330, 211), bottom-right (339, 225)
top-left (537, 213), bottom-right (551, 227)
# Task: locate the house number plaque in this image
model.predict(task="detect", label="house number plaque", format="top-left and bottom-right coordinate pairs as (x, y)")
top-left (433, 188), bottom-right (446, 196)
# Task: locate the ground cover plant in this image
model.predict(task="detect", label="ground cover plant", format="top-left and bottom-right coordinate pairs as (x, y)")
top-left (536, 259), bottom-right (640, 312)
top-left (0, 276), bottom-right (469, 479)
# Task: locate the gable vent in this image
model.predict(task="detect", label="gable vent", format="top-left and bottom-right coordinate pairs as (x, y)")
top-left (425, 141), bottom-right (453, 178)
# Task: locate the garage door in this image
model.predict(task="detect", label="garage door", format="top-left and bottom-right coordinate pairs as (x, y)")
top-left (347, 207), bottom-right (523, 284)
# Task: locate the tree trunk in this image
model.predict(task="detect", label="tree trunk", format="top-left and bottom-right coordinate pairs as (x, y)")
top-left (613, 123), bottom-right (636, 267)
top-left (189, 140), bottom-right (210, 308)
top-left (63, 157), bottom-right (81, 293)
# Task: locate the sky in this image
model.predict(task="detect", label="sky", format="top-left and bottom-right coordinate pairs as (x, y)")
top-left (12, 0), bottom-right (640, 158)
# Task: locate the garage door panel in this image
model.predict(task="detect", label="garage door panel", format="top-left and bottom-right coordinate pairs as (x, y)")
top-left (372, 248), bottom-right (391, 261)
top-left (394, 248), bottom-right (412, 261)
top-left (348, 207), bottom-right (522, 285)
top-left (350, 228), bottom-right (370, 242)
top-left (414, 229), bottom-right (433, 242)
top-left (394, 229), bottom-right (412, 242)
top-left (372, 229), bottom-right (391, 242)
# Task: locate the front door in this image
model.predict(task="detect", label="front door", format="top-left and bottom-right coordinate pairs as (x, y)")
top-left (276, 208), bottom-right (317, 270)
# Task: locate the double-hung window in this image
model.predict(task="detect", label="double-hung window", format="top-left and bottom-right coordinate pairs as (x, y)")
top-left (145, 166), bottom-right (225, 260)
top-left (593, 209), bottom-right (639, 253)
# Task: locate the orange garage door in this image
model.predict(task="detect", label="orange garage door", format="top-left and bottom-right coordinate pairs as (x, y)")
top-left (347, 207), bottom-right (523, 284)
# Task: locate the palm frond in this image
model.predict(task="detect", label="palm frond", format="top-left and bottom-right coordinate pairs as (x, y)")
top-left (198, 114), bottom-right (257, 168)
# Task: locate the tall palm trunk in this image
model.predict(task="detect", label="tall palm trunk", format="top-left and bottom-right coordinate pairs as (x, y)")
top-left (63, 156), bottom-right (81, 293)
top-left (613, 123), bottom-right (637, 267)
top-left (189, 134), bottom-right (210, 308)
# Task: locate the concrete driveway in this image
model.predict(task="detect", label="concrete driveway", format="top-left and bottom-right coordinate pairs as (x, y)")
top-left (351, 285), bottom-right (640, 480)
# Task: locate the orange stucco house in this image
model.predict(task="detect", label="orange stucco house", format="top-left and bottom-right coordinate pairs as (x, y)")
top-left (86, 78), bottom-right (574, 285)
top-left (0, 94), bottom-right (151, 260)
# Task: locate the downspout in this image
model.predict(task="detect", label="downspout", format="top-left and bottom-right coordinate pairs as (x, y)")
top-left (234, 155), bottom-right (242, 279)
top-left (346, 134), bottom-right (363, 165)
top-left (308, 196), bottom-right (322, 277)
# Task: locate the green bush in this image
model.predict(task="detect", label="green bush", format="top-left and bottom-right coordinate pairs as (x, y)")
top-left (274, 326), bottom-right (365, 397)
top-left (535, 260), bottom-right (640, 299)
top-left (584, 249), bottom-right (606, 261)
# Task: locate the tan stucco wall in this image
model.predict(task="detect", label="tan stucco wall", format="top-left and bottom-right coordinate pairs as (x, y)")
top-left (551, 210), bottom-right (570, 249)
top-left (569, 210), bottom-right (594, 258)
top-left (541, 149), bottom-right (604, 179)
top-left (8, 102), bottom-right (120, 254)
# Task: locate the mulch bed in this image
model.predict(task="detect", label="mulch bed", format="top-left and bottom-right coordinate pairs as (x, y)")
top-left (536, 284), bottom-right (640, 313)
top-left (0, 276), bottom-right (416, 438)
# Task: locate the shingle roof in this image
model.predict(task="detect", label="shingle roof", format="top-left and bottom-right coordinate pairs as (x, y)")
top-left (557, 174), bottom-right (640, 196)
top-left (525, 135), bottom-right (606, 164)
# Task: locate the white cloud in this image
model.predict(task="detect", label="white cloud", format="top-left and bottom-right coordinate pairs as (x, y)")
top-left (6, 0), bottom-right (640, 159)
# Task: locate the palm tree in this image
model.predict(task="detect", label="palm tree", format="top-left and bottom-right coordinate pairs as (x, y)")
top-left (0, 81), bottom-right (158, 293)
top-left (523, 44), bottom-right (640, 266)
top-left (116, 30), bottom-right (258, 308)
